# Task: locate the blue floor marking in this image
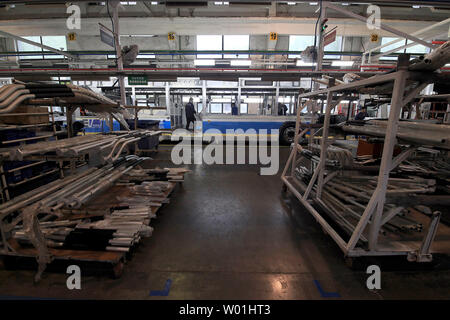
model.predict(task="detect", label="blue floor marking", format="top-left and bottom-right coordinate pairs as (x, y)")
top-left (313, 280), bottom-right (341, 298)
top-left (149, 279), bottom-right (172, 296)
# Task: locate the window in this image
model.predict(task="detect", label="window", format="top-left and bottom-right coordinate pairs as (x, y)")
top-left (224, 35), bottom-right (249, 58)
top-left (17, 36), bottom-right (67, 60)
top-left (405, 42), bottom-right (429, 55)
top-left (381, 37), bottom-right (430, 61)
top-left (42, 36), bottom-right (67, 59)
top-left (197, 35), bottom-right (250, 59)
top-left (210, 103), bottom-right (222, 113)
top-left (289, 35), bottom-right (315, 58)
top-left (197, 35), bottom-right (222, 58)
top-left (380, 37), bottom-right (403, 61)
top-left (240, 103), bottom-right (248, 114)
top-left (16, 36), bottom-right (42, 60)
top-left (223, 103), bottom-right (232, 114)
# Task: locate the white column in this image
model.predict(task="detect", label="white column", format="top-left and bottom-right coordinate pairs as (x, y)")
top-left (165, 82), bottom-right (171, 114)
top-left (202, 80), bottom-right (207, 114)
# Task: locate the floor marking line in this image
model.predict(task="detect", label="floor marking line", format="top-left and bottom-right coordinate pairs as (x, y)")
top-left (313, 280), bottom-right (341, 298)
top-left (149, 279), bottom-right (172, 297)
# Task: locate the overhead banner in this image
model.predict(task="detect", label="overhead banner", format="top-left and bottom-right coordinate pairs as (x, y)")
top-left (99, 23), bottom-right (115, 48)
top-left (324, 29), bottom-right (337, 47)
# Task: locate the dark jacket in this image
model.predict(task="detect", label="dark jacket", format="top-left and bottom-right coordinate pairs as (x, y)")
top-left (231, 105), bottom-right (238, 115)
top-left (355, 111), bottom-right (367, 120)
top-left (185, 102), bottom-right (196, 120)
top-left (278, 103), bottom-right (288, 115)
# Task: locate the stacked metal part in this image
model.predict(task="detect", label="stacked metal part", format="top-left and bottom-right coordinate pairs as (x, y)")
top-left (0, 82), bottom-right (130, 128)
top-left (341, 120), bottom-right (450, 150)
top-left (0, 130), bottom-right (160, 163)
top-left (294, 143), bottom-right (441, 244)
top-left (0, 155), bottom-right (147, 256)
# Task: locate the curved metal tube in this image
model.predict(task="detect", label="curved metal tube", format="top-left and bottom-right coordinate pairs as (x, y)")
top-left (110, 137), bottom-right (142, 162)
top-left (0, 84), bottom-right (25, 103)
top-left (0, 94), bottom-right (35, 114)
top-left (0, 89), bottom-right (31, 108)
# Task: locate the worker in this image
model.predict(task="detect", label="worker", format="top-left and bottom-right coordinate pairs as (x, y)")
top-left (231, 103), bottom-right (238, 115)
top-left (278, 102), bottom-right (288, 116)
top-left (355, 107), bottom-right (368, 120)
top-left (185, 97), bottom-right (196, 130)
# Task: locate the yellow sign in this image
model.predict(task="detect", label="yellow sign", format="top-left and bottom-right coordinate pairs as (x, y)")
top-left (370, 33), bottom-right (379, 42)
top-left (67, 33), bottom-right (76, 41)
top-left (168, 32), bottom-right (175, 41)
top-left (269, 32), bottom-right (278, 41)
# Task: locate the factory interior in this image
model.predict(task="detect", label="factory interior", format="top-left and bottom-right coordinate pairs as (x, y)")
top-left (0, 0), bottom-right (449, 306)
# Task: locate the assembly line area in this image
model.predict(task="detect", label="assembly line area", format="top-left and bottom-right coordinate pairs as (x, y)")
top-left (0, 0), bottom-right (449, 303)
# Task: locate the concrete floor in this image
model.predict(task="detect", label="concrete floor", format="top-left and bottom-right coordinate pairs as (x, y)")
top-left (0, 145), bottom-right (449, 299)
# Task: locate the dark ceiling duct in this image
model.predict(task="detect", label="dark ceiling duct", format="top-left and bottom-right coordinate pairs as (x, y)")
top-left (165, 1), bottom-right (208, 7)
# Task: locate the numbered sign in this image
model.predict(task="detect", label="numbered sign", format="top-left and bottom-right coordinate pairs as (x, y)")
top-left (370, 33), bottom-right (379, 42)
top-left (67, 32), bottom-right (77, 41)
top-left (269, 32), bottom-right (278, 41)
top-left (168, 32), bottom-right (175, 41)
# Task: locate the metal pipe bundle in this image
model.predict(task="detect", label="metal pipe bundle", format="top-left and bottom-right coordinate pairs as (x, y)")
top-left (341, 120), bottom-right (450, 149)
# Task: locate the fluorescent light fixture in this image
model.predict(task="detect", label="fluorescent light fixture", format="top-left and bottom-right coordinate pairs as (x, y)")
top-left (309, 2), bottom-right (318, 5)
top-left (287, 2), bottom-right (296, 5)
top-left (151, 1), bottom-right (158, 4)
top-left (412, 5), bottom-right (420, 8)
top-left (341, 2), bottom-right (349, 5)
top-left (214, 1), bottom-right (229, 5)
top-left (241, 77), bottom-right (261, 81)
top-left (121, 34), bottom-right (156, 38)
top-left (194, 59), bottom-right (215, 66)
top-left (331, 60), bottom-right (354, 67)
top-left (177, 77), bottom-right (200, 81)
top-left (231, 60), bottom-right (252, 66)
top-left (296, 60), bottom-right (316, 66)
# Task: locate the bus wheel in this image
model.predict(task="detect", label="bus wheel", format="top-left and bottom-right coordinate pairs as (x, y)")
top-left (279, 122), bottom-right (296, 145)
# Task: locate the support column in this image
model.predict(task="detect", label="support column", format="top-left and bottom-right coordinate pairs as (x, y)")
top-left (237, 80), bottom-right (242, 115)
top-left (368, 69), bottom-right (408, 250)
top-left (165, 82), bottom-right (171, 115)
top-left (274, 82), bottom-right (280, 115)
top-left (202, 80), bottom-right (207, 114)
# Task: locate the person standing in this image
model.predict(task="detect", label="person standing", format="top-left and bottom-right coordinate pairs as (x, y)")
top-left (185, 97), bottom-right (196, 130)
top-left (231, 103), bottom-right (238, 115)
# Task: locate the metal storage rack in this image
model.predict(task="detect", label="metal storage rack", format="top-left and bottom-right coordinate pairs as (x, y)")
top-left (0, 105), bottom-right (64, 202)
top-left (281, 55), bottom-right (449, 262)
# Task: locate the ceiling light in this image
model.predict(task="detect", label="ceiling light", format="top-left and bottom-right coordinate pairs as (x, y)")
top-left (412, 5), bottom-right (420, 8)
top-left (287, 2), bottom-right (296, 5)
top-left (121, 35), bottom-right (156, 38)
top-left (230, 60), bottom-right (252, 66)
top-left (296, 60), bottom-right (316, 67)
top-left (151, 1), bottom-right (158, 4)
top-left (309, 2), bottom-right (318, 5)
top-left (194, 59), bottom-right (215, 66)
top-left (240, 77), bottom-right (261, 81)
top-left (331, 60), bottom-right (354, 67)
